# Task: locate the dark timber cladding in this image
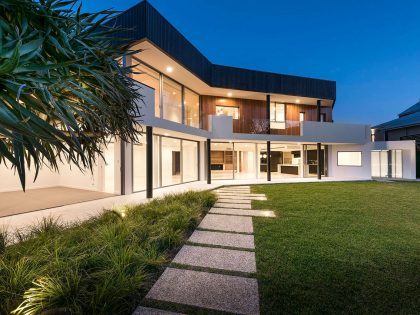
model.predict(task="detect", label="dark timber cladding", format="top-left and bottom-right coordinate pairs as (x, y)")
top-left (109, 1), bottom-right (336, 101)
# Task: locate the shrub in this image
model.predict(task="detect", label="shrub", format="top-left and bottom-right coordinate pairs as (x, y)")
top-left (0, 191), bottom-right (215, 314)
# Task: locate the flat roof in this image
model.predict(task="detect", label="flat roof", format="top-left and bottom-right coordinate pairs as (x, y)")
top-left (108, 1), bottom-right (336, 101)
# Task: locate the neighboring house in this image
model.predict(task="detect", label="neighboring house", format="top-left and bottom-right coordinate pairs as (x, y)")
top-left (373, 100), bottom-right (420, 178)
top-left (0, 1), bottom-right (417, 201)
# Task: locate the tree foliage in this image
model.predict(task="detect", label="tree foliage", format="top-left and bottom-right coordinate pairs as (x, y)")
top-left (0, 0), bottom-right (142, 190)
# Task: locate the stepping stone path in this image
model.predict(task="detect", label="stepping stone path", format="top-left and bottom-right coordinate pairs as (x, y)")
top-left (136, 186), bottom-right (276, 315)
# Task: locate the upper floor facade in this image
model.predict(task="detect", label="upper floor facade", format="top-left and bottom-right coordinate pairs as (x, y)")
top-left (111, 2), bottom-right (338, 132)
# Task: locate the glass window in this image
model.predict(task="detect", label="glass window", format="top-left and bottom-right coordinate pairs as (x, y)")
top-left (233, 143), bottom-right (256, 179)
top-left (337, 151), bottom-right (362, 166)
top-left (299, 112), bottom-right (305, 122)
top-left (321, 113), bottom-right (326, 122)
top-left (182, 140), bottom-right (198, 182)
top-left (211, 142), bottom-right (234, 179)
top-left (270, 103), bottom-right (286, 130)
top-left (162, 77), bottom-right (182, 123)
top-left (270, 103), bottom-right (285, 122)
top-left (132, 136), bottom-right (147, 192)
top-left (161, 137), bottom-right (181, 186)
top-left (216, 106), bottom-right (239, 119)
top-left (184, 89), bottom-right (200, 128)
top-left (133, 63), bottom-right (160, 117)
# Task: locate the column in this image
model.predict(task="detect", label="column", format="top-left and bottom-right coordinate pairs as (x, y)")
top-left (267, 141), bottom-right (271, 181)
top-left (317, 100), bottom-right (321, 122)
top-left (317, 142), bottom-right (322, 180)
top-left (266, 95), bottom-right (271, 134)
top-left (146, 126), bottom-right (153, 198)
top-left (207, 139), bottom-right (211, 184)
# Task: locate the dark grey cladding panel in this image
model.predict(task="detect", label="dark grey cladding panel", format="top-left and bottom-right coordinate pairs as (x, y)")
top-left (143, 2), bottom-right (213, 82)
top-left (108, 1), bottom-right (336, 101)
top-left (211, 65), bottom-right (336, 100)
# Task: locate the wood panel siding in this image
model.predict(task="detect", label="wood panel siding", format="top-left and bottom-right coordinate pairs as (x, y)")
top-left (201, 96), bottom-right (333, 135)
top-left (271, 104), bottom-right (333, 135)
top-left (201, 96), bottom-right (267, 133)
top-left (108, 1), bottom-right (336, 101)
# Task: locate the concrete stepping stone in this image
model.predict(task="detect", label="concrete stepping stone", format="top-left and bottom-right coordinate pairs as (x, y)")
top-left (217, 188), bottom-right (251, 192)
top-left (172, 245), bottom-right (256, 273)
top-left (210, 208), bottom-right (276, 218)
top-left (215, 193), bottom-right (267, 200)
top-left (198, 214), bottom-right (253, 233)
top-left (133, 306), bottom-right (185, 315)
top-left (188, 230), bottom-right (255, 249)
top-left (146, 268), bottom-right (260, 315)
top-left (217, 198), bottom-right (252, 204)
top-left (214, 202), bottom-right (252, 209)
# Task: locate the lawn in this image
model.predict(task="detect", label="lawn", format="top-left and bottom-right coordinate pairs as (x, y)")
top-left (0, 191), bottom-right (215, 315)
top-left (253, 181), bottom-right (420, 314)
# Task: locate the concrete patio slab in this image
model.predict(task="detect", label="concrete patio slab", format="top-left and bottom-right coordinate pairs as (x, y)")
top-left (210, 208), bottom-right (276, 218)
top-left (198, 214), bottom-right (253, 233)
top-left (172, 245), bottom-right (256, 273)
top-left (214, 202), bottom-right (252, 209)
top-left (217, 199), bottom-right (252, 204)
top-left (146, 268), bottom-right (260, 315)
top-left (188, 230), bottom-right (255, 249)
top-left (133, 306), bottom-right (185, 315)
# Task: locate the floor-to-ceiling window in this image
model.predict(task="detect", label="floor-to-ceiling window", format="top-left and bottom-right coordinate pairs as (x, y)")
top-left (182, 140), bottom-right (199, 182)
top-left (133, 63), bottom-right (161, 117)
top-left (162, 77), bottom-right (182, 123)
top-left (211, 142), bottom-right (234, 179)
top-left (303, 144), bottom-right (328, 177)
top-left (233, 143), bottom-right (256, 179)
top-left (161, 137), bottom-right (182, 186)
top-left (184, 88), bottom-right (200, 128)
top-left (132, 136), bottom-right (147, 192)
top-left (371, 150), bottom-right (402, 178)
top-left (257, 143), bottom-right (302, 179)
top-left (271, 144), bottom-right (302, 178)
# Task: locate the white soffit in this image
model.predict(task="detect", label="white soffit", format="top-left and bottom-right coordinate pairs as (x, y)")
top-left (132, 40), bottom-right (333, 107)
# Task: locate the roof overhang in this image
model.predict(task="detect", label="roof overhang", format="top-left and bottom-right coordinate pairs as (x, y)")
top-left (109, 1), bottom-right (336, 106)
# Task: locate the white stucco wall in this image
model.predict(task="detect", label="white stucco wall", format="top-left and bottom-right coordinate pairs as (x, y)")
top-left (328, 144), bottom-right (372, 179)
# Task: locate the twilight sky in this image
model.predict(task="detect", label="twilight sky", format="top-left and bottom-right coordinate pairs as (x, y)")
top-left (82, 0), bottom-right (420, 125)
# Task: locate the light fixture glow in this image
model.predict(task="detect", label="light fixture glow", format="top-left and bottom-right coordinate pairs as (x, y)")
top-left (227, 92), bottom-right (233, 97)
top-left (166, 66), bottom-right (173, 73)
top-left (296, 99), bottom-right (300, 103)
top-left (164, 133), bottom-right (169, 136)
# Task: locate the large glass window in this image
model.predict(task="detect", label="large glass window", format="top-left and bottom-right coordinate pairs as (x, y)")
top-left (184, 89), bottom-right (200, 128)
top-left (233, 143), bottom-right (256, 179)
top-left (161, 137), bottom-right (182, 186)
top-left (270, 103), bottom-right (285, 129)
top-left (162, 77), bottom-right (182, 123)
top-left (211, 142), bottom-right (234, 179)
top-left (182, 140), bottom-right (198, 182)
top-left (337, 151), bottom-right (362, 166)
top-left (216, 106), bottom-right (239, 119)
top-left (132, 136), bottom-right (147, 192)
top-left (133, 64), bottom-right (161, 117)
top-left (371, 150), bottom-right (402, 178)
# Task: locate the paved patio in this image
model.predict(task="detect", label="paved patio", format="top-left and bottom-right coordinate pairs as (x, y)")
top-left (0, 187), bottom-right (114, 218)
top-left (136, 186), bottom-right (276, 314)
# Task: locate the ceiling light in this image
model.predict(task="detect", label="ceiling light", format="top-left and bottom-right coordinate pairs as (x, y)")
top-left (164, 133), bottom-right (169, 136)
top-left (227, 92), bottom-right (233, 97)
top-left (296, 99), bottom-right (300, 103)
top-left (166, 66), bottom-right (173, 73)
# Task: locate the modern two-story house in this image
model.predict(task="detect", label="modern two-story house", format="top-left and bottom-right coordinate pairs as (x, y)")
top-left (0, 1), bottom-right (417, 205)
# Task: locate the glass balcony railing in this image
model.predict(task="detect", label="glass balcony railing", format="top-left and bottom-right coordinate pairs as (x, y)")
top-left (232, 117), bottom-right (302, 135)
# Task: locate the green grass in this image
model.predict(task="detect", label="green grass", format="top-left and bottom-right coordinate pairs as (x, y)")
top-left (252, 181), bottom-right (420, 314)
top-left (0, 191), bottom-right (215, 315)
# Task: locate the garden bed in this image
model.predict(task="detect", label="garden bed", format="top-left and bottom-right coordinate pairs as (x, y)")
top-left (0, 191), bottom-right (215, 314)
